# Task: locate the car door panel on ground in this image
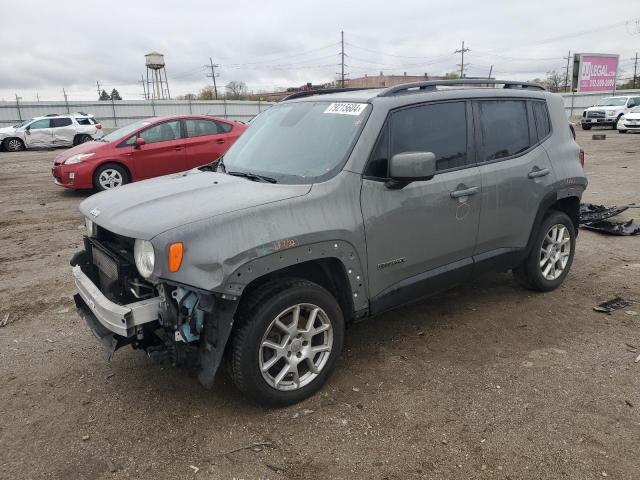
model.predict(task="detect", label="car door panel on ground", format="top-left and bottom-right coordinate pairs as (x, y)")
top-left (25, 119), bottom-right (52, 148)
top-left (473, 99), bottom-right (556, 255)
top-left (129, 120), bottom-right (186, 179)
top-left (361, 101), bottom-right (481, 300)
top-left (182, 118), bottom-right (234, 169)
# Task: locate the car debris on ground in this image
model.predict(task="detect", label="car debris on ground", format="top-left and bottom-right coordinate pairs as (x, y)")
top-left (579, 202), bottom-right (640, 235)
top-left (593, 297), bottom-right (632, 314)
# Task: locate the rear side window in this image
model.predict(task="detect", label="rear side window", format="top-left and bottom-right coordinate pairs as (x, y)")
top-left (139, 120), bottom-right (181, 144)
top-left (391, 102), bottom-right (467, 172)
top-left (216, 121), bottom-right (232, 133)
top-left (51, 117), bottom-right (72, 128)
top-left (75, 117), bottom-right (95, 125)
top-left (477, 100), bottom-right (530, 161)
top-left (184, 119), bottom-right (219, 137)
top-left (531, 101), bottom-right (551, 141)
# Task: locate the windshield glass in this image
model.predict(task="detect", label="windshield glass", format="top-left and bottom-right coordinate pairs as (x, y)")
top-left (14, 119), bottom-right (33, 128)
top-left (100, 119), bottom-right (152, 142)
top-left (595, 97), bottom-right (627, 106)
top-left (221, 101), bottom-right (371, 184)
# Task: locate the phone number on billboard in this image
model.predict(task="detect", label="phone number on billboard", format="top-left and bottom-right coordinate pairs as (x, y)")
top-left (586, 79), bottom-right (615, 87)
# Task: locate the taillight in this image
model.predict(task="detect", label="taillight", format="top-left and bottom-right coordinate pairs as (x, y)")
top-left (579, 149), bottom-right (585, 167)
top-left (95, 123), bottom-right (102, 129)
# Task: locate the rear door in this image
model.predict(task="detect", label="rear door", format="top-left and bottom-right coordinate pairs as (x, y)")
top-left (51, 117), bottom-right (75, 146)
top-left (182, 118), bottom-right (230, 169)
top-left (361, 101), bottom-right (481, 305)
top-left (473, 98), bottom-right (555, 256)
top-left (24, 119), bottom-right (52, 148)
top-left (130, 120), bottom-right (186, 179)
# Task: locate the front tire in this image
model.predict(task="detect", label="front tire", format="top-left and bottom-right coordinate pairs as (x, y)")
top-left (93, 163), bottom-right (129, 191)
top-left (230, 279), bottom-right (345, 406)
top-left (513, 210), bottom-right (576, 292)
top-left (3, 137), bottom-right (25, 152)
top-left (619, 130), bottom-right (627, 134)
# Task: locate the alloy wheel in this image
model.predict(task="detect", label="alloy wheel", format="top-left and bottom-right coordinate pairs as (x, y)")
top-left (98, 169), bottom-right (124, 189)
top-left (539, 224), bottom-right (571, 280)
top-left (6, 139), bottom-right (23, 151)
top-left (259, 303), bottom-right (333, 391)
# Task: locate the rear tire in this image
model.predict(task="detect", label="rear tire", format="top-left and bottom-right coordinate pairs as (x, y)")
top-left (581, 124), bottom-right (592, 130)
top-left (73, 134), bottom-right (92, 146)
top-left (3, 137), bottom-right (25, 152)
top-left (93, 163), bottom-right (129, 191)
top-left (513, 210), bottom-right (576, 292)
top-left (230, 279), bottom-right (344, 406)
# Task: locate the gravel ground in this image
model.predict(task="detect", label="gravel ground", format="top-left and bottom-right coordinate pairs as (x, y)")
top-left (0, 129), bottom-right (639, 480)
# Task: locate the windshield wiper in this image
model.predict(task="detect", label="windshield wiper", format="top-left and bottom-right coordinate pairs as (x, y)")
top-left (227, 170), bottom-right (277, 184)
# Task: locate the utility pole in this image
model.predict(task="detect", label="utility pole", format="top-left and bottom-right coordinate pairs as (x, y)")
top-left (454, 41), bottom-right (470, 78)
top-left (563, 50), bottom-right (572, 92)
top-left (15, 94), bottom-right (22, 121)
top-left (340, 31), bottom-right (345, 87)
top-left (96, 80), bottom-right (102, 100)
top-left (633, 52), bottom-right (638, 89)
top-left (488, 65), bottom-right (493, 79)
top-left (62, 88), bottom-right (70, 113)
top-left (140, 75), bottom-right (148, 99)
top-left (207, 57), bottom-right (219, 99)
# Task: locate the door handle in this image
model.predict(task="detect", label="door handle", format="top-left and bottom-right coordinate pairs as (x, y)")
top-left (528, 167), bottom-right (550, 179)
top-left (215, 139), bottom-right (226, 144)
top-left (450, 186), bottom-right (479, 198)
top-left (174, 146), bottom-right (184, 151)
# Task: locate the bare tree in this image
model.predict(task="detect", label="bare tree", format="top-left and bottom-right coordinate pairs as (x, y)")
top-left (197, 86), bottom-right (216, 100)
top-left (226, 81), bottom-right (249, 100)
top-left (543, 70), bottom-right (566, 93)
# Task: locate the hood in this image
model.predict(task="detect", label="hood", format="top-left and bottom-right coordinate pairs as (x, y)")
top-left (54, 141), bottom-right (106, 163)
top-left (79, 169), bottom-right (312, 240)
top-left (587, 105), bottom-right (623, 111)
top-left (0, 126), bottom-right (16, 137)
top-left (623, 111), bottom-right (640, 119)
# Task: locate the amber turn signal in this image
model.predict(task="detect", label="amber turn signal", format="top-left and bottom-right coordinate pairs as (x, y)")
top-left (168, 242), bottom-right (183, 272)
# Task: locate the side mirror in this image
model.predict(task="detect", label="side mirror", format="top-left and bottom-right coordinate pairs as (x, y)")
top-left (134, 137), bottom-right (146, 148)
top-left (386, 151), bottom-right (436, 189)
top-left (25, 126), bottom-right (31, 134)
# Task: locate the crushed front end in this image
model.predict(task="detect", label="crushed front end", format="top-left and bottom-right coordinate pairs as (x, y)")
top-left (71, 225), bottom-right (236, 387)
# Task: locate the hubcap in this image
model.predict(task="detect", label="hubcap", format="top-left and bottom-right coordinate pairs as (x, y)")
top-left (259, 303), bottom-right (333, 391)
top-left (7, 139), bottom-right (22, 151)
top-left (539, 224), bottom-right (571, 280)
top-left (98, 169), bottom-right (123, 189)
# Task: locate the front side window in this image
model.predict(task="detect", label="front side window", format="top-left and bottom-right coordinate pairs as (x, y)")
top-left (221, 101), bottom-right (371, 184)
top-left (28, 119), bottom-right (51, 130)
top-left (531, 101), bottom-right (551, 141)
top-left (390, 102), bottom-right (467, 172)
top-left (478, 100), bottom-right (530, 161)
top-left (184, 119), bottom-right (219, 138)
top-left (51, 118), bottom-right (72, 128)
top-left (139, 120), bottom-right (181, 144)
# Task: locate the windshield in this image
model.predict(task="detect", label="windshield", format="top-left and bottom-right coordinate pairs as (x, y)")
top-left (595, 97), bottom-right (627, 106)
top-left (14, 119), bottom-right (33, 128)
top-left (221, 101), bottom-right (371, 184)
top-left (100, 119), bottom-right (152, 142)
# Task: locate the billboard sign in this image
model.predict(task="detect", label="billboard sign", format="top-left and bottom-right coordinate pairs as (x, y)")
top-left (575, 53), bottom-right (619, 93)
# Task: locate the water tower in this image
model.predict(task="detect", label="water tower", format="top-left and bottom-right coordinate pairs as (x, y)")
top-left (145, 52), bottom-right (171, 100)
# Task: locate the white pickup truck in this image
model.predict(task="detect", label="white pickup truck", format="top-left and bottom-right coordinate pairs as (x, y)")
top-left (581, 95), bottom-right (640, 130)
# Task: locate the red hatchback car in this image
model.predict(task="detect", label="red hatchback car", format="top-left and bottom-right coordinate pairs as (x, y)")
top-left (52, 115), bottom-right (246, 190)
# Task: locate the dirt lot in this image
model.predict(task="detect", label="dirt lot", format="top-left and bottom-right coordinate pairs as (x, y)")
top-left (0, 129), bottom-right (639, 480)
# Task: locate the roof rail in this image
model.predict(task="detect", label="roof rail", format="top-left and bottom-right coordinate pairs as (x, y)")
top-left (379, 79), bottom-right (545, 97)
top-left (283, 87), bottom-right (379, 101)
top-left (44, 113), bottom-right (61, 117)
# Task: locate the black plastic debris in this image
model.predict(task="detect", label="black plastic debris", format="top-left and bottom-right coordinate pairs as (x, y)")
top-left (579, 203), bottom-right (640, 236)
top-left (594, 297), bottom-right (632, 314)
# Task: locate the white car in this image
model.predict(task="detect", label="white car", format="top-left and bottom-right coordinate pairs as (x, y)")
top-left (581, 95), bottom-right (640, 130)
top-left (0, 113), bottom-right (104, 152)
top-left (617, 105), bottom-right (640, 133)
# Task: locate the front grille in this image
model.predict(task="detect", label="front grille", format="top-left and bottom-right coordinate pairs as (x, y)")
top-left (587, 110), bottom-right (605, 118)
top-left (92, 245), bottom-right (118, 280)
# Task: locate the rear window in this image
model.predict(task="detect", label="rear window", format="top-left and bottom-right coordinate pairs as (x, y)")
top-left (51, 117), bottom-right (72, 128)
top-left (477, 100), bottom-right (531, 162)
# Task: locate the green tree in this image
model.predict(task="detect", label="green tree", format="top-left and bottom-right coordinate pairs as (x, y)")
top-left (99, 89), bottom-right (110, 101)
top-left (110, 88), bottom-right (122, 100)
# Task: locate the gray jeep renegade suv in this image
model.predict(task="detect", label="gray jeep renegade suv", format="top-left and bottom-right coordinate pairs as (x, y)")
top-left (71, 80), bottom-right (587, 406)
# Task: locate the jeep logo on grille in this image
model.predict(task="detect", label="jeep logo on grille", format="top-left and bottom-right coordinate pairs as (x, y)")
top-left (89, 208), bottom-right (100, 217)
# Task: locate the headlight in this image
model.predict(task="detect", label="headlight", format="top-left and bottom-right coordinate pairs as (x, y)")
top-left (606, 111), bottom-right (616, 117)
top-left (134, 239), bottom-right (155, 279)
top-left (65, 153), bottom-right (95, 165)
top-left (84, 217), bottom-right (97, 237)
top-left (619, 116), bottom-right (626, 122)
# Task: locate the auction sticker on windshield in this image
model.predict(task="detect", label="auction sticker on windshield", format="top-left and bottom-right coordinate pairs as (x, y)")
top-left (324, 103), bottom-right (367, 115)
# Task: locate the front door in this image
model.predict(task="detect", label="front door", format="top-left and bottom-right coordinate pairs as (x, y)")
top-left (131, 120), bottom-right (186, 179)
top-left (24, 119), bottom-right (52, 148)
top-left (473, 99), bottom-right (556, 255)
top-left (361, 101), bottom-right (481, 310)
